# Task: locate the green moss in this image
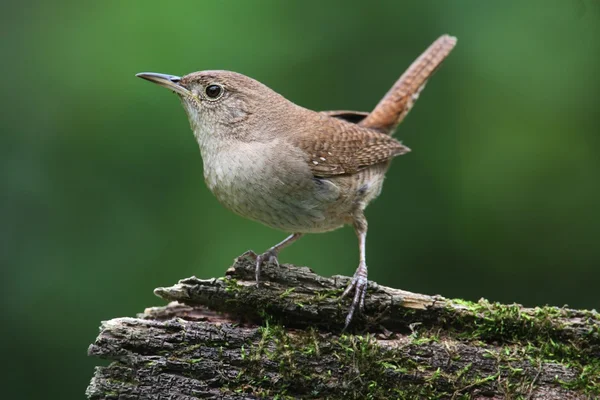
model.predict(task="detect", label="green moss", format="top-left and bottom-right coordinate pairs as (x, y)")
top-left (215, 314), bottom-right (600, 399)
top-left (312, 287), bottom-right (345, 302)
top-left (173, 343), bottom-right (202, 355)
top-left (445, 299), bottom-right (598, 357)
top-left (279, 287), bottom-right (296, 299)
top-left (449, 299), bottom-right (564, 341)
top-left (557, 363), bottom-right (600, 394)
top-left (223, 277), bottom-right (241, 293)
top-left (200, 276), bottom-right (600, 397)
top-left (437, 299), bottom-right (600, 396)
top-left (220, 325), bottom-right (469, 398)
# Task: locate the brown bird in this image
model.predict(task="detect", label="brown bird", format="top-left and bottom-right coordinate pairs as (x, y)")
top-left (137, 34), bottom-right (457, 327)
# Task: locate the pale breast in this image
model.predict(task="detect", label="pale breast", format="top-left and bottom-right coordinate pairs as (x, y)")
top-left (198, 133), bottom-right (390, 233)
top-left (200, 139), bottom-right (344, 233)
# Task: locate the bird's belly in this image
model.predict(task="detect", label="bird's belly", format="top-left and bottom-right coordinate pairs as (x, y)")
top-left (209, 175), bottom-right (344, 233)
top-left (202, 145), bottom-right (343, 233)
top-left (202, 144), bottom-right (388, 233)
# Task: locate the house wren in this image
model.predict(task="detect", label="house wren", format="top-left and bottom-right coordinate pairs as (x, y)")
top-left (137, 34), bottom-right (457, 327)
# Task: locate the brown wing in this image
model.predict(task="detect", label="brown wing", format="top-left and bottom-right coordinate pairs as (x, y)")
top-left (293, 117), bottom-right (411, 177)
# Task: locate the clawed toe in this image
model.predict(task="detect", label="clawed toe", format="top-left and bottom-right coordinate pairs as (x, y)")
top-left (254, 250), bottom-right (279, 284)
top-left (341, 263), bottom-right (368, 329)
top-left (249, 234), bottom-right (302, 286)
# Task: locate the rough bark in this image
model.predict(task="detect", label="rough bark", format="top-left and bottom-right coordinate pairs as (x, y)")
top-left (87, 252), bottom-right (600, 399)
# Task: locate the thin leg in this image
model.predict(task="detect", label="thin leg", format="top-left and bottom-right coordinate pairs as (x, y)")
top-left (255, 233), bottom-right (303, 284)
top-left (341, 214), bottom-right (368, 329)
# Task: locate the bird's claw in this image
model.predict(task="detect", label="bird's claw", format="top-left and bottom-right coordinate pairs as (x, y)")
top-left (341, 263), bottom-right (368, 329)
top-left (254, 249), bottom-right (279, 285)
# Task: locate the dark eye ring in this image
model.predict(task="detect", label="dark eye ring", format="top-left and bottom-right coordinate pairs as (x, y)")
top-left (205, 84), bottom-right (223, 100)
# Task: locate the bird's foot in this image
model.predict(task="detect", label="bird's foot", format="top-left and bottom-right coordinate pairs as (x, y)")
top-left (253, 249), bottom-right (279, 285)
top-left (341, 262), bottom-right (368, 329)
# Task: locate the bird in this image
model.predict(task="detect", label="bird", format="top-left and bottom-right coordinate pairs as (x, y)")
top-left (136, 34), bottom-right (457, 328)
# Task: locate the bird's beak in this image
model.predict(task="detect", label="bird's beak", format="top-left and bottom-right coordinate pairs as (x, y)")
top-left (136, 72), bottom-right (191, 97)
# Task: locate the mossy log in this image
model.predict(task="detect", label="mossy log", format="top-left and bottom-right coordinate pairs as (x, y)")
top-left (87, 252), bottom-right (599, 399)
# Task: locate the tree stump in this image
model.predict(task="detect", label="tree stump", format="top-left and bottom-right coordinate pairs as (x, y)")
top-left (87, 252), bottom-right (600, 399)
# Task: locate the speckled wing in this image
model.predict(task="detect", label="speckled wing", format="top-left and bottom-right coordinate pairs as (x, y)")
top-left (293, 117), bottom-right (411, 177)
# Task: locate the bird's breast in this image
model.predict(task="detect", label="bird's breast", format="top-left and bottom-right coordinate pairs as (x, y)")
top-left (199, 139), bottom-right (343, 232)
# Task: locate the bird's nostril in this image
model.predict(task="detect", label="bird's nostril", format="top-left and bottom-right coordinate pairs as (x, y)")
top-left (169, 76), bottom-right (181, 83)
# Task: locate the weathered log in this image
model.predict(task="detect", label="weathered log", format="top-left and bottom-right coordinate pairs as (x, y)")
top-left (87, 252), bottom-right (600, 399)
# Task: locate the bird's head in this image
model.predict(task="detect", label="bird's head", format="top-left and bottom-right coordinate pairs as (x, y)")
top-left (137, 70), bottom-right (287, 141)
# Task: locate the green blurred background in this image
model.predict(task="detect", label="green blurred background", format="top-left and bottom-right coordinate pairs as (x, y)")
top-left (1, 0), bottom-right (599, 398)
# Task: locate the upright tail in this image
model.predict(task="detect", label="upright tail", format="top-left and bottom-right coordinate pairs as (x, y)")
top-left (359, 35), bottom-right (457, 134)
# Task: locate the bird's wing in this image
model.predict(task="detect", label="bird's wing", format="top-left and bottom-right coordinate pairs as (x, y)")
top-left (319, 110), bottom-right (369, 124)
top-left (292, 117), bottom-right (410, 177)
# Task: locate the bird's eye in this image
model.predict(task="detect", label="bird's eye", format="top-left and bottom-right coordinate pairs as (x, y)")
top-left (205, 84), bottom-right (223, 100)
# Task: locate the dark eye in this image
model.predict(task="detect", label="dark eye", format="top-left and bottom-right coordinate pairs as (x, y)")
top-left (205, 84), bottom-right (223, 99)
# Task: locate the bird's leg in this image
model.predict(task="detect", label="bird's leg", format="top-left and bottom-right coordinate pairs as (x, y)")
top-left (255, 233), bottom-right (303, 284)
top-left (341, 214), bottom-right (368, 329)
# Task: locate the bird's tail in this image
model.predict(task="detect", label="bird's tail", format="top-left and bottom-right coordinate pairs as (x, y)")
top-left (359, 35), bottom-right (457, 135)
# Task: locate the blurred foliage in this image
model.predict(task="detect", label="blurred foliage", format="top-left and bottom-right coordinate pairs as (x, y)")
top-left (1, 0), bottom-right (599, 398)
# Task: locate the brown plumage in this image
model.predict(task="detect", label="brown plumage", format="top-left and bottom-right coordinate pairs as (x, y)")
top-left (136, 34), bottom-right (457, 328)
top-left (360, 34), bottom-right (457, 133)
top-left (293, 117), bottom-right (410, 177)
